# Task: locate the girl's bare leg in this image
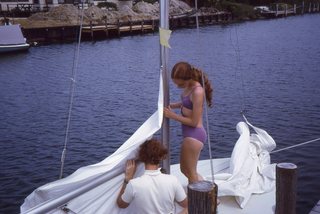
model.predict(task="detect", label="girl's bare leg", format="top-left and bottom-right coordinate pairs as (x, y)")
top-left (180, 137), bottom-right (203, 183)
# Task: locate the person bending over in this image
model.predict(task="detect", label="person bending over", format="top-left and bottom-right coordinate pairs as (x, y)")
top-left (116, 139), bottom-right (188, 214)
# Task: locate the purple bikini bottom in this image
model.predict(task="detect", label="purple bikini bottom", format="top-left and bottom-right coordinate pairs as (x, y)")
top-left (182, 125), bottom-right (207, 143)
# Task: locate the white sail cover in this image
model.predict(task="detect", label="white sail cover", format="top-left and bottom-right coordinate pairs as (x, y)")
top-left (214, 117), bottom-right (276, 208)
top-left (21, 72), bottom-right (164, 214)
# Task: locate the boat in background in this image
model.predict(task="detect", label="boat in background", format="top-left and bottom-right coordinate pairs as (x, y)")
top-left (0, 24), bottom-right (30, 53)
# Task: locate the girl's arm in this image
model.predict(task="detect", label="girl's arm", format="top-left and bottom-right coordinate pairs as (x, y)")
top-left (169, 102), bottom-right (182, 109)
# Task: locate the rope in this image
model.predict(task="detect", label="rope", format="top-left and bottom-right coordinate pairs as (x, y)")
top-left (201, 72), bottom-right (215, 183)
top-left (229, 25), bottom-right (246, 114)
top-left (193, 16), bottom-right (215, 182)
top-left (59, 4), bottom-right (85, 179)
top-left (271, 137), bottom-right (320, 154)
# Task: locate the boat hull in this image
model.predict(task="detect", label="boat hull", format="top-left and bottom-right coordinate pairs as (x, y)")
top-left (0, 43), bottom-right (30, 53)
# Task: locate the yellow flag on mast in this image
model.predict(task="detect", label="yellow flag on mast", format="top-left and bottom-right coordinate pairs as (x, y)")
top-left (159, 27), bottom-right (172, 48)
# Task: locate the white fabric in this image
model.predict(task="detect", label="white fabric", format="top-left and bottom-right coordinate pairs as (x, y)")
top-left (122, 169), bottom-right (186, 214)
top-left (21, 72), bottom-right (165, 214)
top-left (214, 120), bottom-right (276, 208)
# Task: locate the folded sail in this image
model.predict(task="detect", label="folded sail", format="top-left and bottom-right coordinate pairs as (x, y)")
top-left (214, 120), bottom-right (276, 208)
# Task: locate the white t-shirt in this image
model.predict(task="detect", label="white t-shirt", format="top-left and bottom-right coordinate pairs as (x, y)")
top-left (121, 169), bottom-right (186, 214)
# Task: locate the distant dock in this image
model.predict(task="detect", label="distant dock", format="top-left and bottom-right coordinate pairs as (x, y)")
top-left (13, 2), bottom-right (320, 44)
top-left (21, 12), bottom-right (232, 43)
top-left (258, 2), bottom-right (320, 18)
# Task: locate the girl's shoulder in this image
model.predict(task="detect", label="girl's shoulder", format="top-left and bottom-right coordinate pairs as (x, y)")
top-left (192, 85), bottom-right (204, 95)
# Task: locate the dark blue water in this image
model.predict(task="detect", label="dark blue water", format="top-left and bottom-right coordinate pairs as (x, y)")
top-left (1, 14), bottom-right (320, 213)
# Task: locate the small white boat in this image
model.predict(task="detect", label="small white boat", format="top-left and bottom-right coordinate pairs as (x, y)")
top-left (0, 24), bottom-right (30, 53)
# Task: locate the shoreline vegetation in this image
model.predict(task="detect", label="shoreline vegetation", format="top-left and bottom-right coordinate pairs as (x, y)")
top-left (6, 0), bottom-right (320, 29)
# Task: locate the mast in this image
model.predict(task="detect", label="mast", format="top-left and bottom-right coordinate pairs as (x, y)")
top-left (160, 0), bottom-right (170, 174)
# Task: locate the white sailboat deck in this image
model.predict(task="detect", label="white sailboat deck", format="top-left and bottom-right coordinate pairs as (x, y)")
top-left (171, 158), bottom-right (276, 214)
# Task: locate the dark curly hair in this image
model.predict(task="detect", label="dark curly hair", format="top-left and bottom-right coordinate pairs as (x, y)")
top-left (138, 139), bottom-right (168, 165)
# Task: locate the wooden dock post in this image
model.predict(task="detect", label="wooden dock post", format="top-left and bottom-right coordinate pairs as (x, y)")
top-left (294, 4), bottom-right (296, 14)
top-left (141, 19), bottom-right (144, 34)
top-left (188, 181), bottom-right (218, 214)
top-left (151, 19), bottom-right (155, 31)
top-left (104, 16), bottom-right (108, 38)
top-left (275, 163), bottom-right (297, 214)
top-left (89, 21), bottom-right (93, 40)
top-left (285, 4), bottom-right (288, 16)
top-left (117, 19), bottom-right (120, 37)
top-left (309, 2), bottom-right (312, 13)
top-left (302, 1), bottom-right (305, 14)
top-left (129, 19), bottom-right (132, 33)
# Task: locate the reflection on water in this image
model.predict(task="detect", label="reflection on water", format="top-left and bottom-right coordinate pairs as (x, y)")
top-left (0, 14), bottom-right (320, 213)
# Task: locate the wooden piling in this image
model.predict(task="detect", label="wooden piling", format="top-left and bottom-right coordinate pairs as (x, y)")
top-left (141, 19), bottom-right (144, 33)
top-left (104, 16), bottom-right (108, 38)
top-left (90, 21), bottom-right (93, 40)
top-left (309, 2), bottom-right (312, 13)
top-left (117, 19), bottom-right (120, 37)
top-left (285, 4), bottom-right (288, 16)
top-left (275, 163), bottom-right (297, 214)
top-left (129, 19), bottom-right (132, 33)
top-left (188, 181), bottom-right (218, 214)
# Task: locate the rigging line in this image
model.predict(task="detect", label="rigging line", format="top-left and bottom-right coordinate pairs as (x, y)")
top-left (229, 25), bottom-right (246, 114)
top-left (201, 72), bottom-right (215, 183)
top-left (271, 137), bottom-right (320, 154)
top-left (193, 9), bottom-right (215, 182)
top-left (59, 4), bottom-right (85, 179)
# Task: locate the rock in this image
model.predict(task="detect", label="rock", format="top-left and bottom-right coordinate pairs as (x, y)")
top-left (23, 0), bottom-right (218, 27)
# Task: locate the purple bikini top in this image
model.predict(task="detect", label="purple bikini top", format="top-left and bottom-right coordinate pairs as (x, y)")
top-left (181, 86), bottom-right (201, 110)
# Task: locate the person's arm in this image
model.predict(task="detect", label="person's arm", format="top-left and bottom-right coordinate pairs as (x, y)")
top-left (116, 181), bottom-right (130, 208)
top-left (164, 88), bottom-right (204, 127)
top-left (177, 198), bottom-right (188, 208)
top-left (175, 177), bottom-right (188, 214)
top-left (169, 102), bottom-right (182, 109)
top-left (116, 160), bottom-right (136, 208)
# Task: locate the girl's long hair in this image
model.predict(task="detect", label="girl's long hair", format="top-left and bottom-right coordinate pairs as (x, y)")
top-left (171, 61), bottom-right (213, 107)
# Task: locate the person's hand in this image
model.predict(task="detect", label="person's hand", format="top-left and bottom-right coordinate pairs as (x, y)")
top-left (125, 160), bottom-right (136, 182)
top-left (164, 106), bottom-right (176, 119)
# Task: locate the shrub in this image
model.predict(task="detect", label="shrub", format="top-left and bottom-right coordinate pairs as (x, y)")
top-left (97, 2), bottom-right (117, 10)
top-left (220, 0), bottom-right (257, 20)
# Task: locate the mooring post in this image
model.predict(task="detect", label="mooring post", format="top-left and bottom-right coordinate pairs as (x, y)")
top-left (285, 4), bottom-right (288, 16)
top-left (90, 20), bottom-right (93, 40)
top-left (302, 1), bottom-right (305, 14)
top-left (309, 2), bottom-right (311, 13)
top-left (141, 19), bottom-right (144, 34)
top-left (129, 18), bottom-right (132, 33)
top-left (104, 15), bottom-right (108, 38)
top-left (188, 181), bottom-right (218, 214)
top-left (275, 163), bottom-right (297, 214)
top-left (151, 19), bottom-right (155, 31)
top-left (117, 19), bottom-right (120, 37)
top-left (294, 4), bottom-right (296, 14)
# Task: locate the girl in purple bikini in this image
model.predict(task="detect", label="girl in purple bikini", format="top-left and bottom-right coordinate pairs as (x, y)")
top-left (164, 61), bottom-right (213, 183)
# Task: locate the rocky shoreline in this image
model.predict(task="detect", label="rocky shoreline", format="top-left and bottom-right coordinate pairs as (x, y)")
top-left (13, 0), bottom-right (227, 29)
